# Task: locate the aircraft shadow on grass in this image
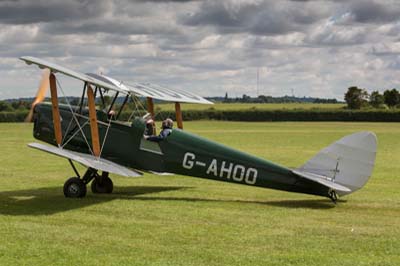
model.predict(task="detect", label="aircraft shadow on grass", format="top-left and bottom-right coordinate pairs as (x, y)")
top-left (131, 196), bottom-right (338, 210)
top-left (0, 186), bottom-right (187, 216)
top-left (0, 185), bottom-right (337, 216)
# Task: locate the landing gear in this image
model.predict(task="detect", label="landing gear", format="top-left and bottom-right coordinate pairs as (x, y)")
top-left (328, 189), bottom-right (338, 204)
top-left (64, 160), bottom-right (113, 198)
top-left (91, 172), bottom-right (113, 194)
top-left (64, 177), bottom-right (87, 198)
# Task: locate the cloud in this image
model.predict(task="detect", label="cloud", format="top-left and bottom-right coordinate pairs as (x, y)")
top-left (41, 17), bottom-right (181, 36)
top-left (368, 42), bottom-right (400, 56)
top-left (305, 21), bottom-right (367, 46)
top-left (348, 0), bottom-right (400, 23)
top-left (0, 0), bottom-right (399, 100)
top-left (0, 0), bottom-right (111, 24)
top-left (180, 0), bottom-right (330, 36)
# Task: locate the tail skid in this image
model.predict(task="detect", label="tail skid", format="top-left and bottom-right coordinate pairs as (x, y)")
top-left (293, 131), bottom-right (377, 197)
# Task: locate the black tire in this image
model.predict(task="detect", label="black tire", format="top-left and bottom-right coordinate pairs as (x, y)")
top-left (91, 176), bottom-right (113, 194)
top-left (63, 177), bottom-right (87, 198)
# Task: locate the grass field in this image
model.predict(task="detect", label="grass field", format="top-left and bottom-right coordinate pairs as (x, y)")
top-left (155, 102), bottom-right (346, 111)
top-left (0, 121), bottom-right (399, 266)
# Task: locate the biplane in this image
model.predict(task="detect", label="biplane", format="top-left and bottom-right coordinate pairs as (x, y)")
top-left (20, 56), bottom-right (377, 203)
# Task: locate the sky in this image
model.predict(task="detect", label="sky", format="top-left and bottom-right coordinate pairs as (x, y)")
top-left (0, 0), bottom-right (399, 100)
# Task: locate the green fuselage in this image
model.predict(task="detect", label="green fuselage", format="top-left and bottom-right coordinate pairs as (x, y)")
top-left (33, 103), bottom-right (330, 198)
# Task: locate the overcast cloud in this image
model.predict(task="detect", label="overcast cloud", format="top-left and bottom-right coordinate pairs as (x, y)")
top-left (0, 0), bottom-right (399, 100)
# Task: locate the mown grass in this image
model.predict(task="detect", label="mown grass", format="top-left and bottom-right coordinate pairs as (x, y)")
top-left (0, 121), bottom-right (399, 266)
top-left (155, 102), bottom-right (345, 111)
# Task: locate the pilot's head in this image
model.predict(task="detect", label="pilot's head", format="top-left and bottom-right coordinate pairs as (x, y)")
top-left (162, 118), bottom-right (173, 129)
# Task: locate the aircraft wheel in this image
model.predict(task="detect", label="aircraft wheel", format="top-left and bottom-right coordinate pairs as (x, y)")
top-left (63, 177), bottom-right (87, 198)
top-left (91, 176), bottom-right (113, 194)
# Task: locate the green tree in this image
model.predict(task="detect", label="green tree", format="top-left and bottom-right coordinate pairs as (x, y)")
top-left (369, 91), bottom-right (384, 108)
top-left (0, 101), bottom-right (13, 112)
top-left (10, 100), bottom-right (30, 110)
top-left (223, 92), bottom-right (231, 103)
top-left (242, 94), bottom-right (251, 102)
top-left (383, 89), bottom-right (400, 107)
top-left (344, 86), bottom-right (369, 109)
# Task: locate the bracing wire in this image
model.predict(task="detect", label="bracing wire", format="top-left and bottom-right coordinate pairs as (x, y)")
top-left (62, 120), bottom-right (89, 148)
top-left (99, 114), bottom-right (113, 157)
top-left (128, 94), bottom-right (147, 122)
top-left (56, 78), bottom-right (94, 156)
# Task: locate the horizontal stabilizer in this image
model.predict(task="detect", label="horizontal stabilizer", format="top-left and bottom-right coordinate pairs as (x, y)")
top-left (292, 170), bottom-right (351, 193)
top-left (28, 143), bottom-right (142, 178)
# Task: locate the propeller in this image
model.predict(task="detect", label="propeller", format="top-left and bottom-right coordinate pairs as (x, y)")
top-left (25, 68), bottom-right (50, 122)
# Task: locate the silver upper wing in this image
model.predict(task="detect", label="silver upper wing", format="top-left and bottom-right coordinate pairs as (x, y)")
top-left (20, 56), bottom-right (213, 104)
top-left (20, 56), bottom-right (126, 93)
top-left (87, 73), bottom-right (213, 104)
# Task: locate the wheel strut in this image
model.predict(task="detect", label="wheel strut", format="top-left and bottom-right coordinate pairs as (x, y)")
top-left (82, 167), bottom-right (97, 185)
top-left (68, 159), bottom-right (80, 178)
top-left (328, 190), bottom-right (338, 204)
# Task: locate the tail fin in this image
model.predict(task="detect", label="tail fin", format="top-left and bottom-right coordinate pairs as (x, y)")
top-left (294, 131), bottom-right (377, 196)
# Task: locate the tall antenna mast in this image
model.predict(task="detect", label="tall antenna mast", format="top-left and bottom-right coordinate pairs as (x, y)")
top-left (256, 68), bottom-right (259, 97)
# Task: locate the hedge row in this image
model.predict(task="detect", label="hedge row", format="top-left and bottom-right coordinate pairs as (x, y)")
top-left (117, 109), bottom-right (400, 122)
top-left (0, 111), bottom-right (29, 122)
top-left (182, 109), bottom-right (400, 122)
top-left (2, 109), bottom-right (400, 122)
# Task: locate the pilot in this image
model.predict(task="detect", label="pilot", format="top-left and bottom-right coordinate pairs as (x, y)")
top-left (145, 118), bottom-right (173, 142)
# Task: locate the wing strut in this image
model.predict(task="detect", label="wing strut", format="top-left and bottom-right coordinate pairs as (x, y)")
top-left (175, 102), bottom-right (183, 129)
top-left (49, 73), bottom-right (62, 146)
top-left (87, 84), bottom-right (101, 157)
top-left (146, 97), bottom-right (156, 134)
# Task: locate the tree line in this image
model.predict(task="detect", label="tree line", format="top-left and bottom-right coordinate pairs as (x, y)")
top-left (217, 93), bottom-right (339, 103)
top-left (1, 87), bottom-right (399, 114)
top-left (345, 86), bottom-right (400, 109)
top-left (0, 100), bottom-right (30, 112)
